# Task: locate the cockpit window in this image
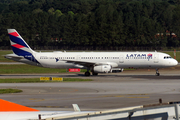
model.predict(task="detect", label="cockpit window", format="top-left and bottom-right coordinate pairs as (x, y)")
top-left (164, 56), bottom-right (172, 59)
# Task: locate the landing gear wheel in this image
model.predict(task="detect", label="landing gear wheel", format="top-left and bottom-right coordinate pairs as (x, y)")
top-left (155, 68), bottom-right (160, 76)
top-left (156, 73), bottom-right (160, 76)
top-left (92, 72), bottom-right (98, 76)
top-left (85, 71), bottom-right (90, 76)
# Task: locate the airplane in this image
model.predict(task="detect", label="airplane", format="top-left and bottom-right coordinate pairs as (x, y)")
top-left (0, 99), bottom-right (89, 120)
top-left (5, 29), bottom-right (178, 76)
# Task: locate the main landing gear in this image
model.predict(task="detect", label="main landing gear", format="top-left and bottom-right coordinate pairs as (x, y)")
top-left (85, 68), bottom-right (91, 76)
top-left (92, 71), bottom-right (98, 75)
top-left (85, 71), bottom-right (90, 76)
top-left (84, 71), bottom-right (98, 76)
top-left (84, 69), bottom-right (98, 76)
top-left (155, 68), bottom-right (160, 76)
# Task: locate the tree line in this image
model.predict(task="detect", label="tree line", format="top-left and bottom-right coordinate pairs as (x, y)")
top-left (0, 0), bottom-right (180, 50)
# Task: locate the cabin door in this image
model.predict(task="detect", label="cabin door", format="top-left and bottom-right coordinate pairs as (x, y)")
top-left (77, 55), bottom-right (81, 61)
top-left (119, 55), bottom-right (124, 63)
top-left (154, 54), bottom-right (159, 63)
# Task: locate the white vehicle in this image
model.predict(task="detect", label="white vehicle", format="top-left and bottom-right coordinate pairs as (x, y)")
top-left (5, 29), bottom-right (178, 76)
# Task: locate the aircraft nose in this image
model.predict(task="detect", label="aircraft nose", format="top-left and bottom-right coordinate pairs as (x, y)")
top-left (174, 59), bottom-right (178, 66)
top-left (171, 59), bottom-right (178, 66)
top-left (167, 59), bottom-right (178, 67)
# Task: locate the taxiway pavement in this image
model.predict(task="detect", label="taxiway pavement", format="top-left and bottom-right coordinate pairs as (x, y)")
top-left (0, 67), bottom-right (180, 111)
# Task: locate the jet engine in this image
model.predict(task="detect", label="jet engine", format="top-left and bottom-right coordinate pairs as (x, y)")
top-left (93, 65), bottom-right (112, 73)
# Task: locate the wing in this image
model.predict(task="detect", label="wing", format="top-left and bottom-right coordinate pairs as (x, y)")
top-left (64, 60), bottom-right (118, 68)
top-left (64, 60), bottom-right (99, 67)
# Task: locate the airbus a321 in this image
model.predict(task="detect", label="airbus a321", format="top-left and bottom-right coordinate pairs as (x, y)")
top-left (5, 29), bottom-right (178, 76)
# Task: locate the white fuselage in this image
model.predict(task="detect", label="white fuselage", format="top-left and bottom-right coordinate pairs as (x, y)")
top-left (6, 29), bottom-right (178, 76)
top-left (32, 51), bottom-right (177, 69)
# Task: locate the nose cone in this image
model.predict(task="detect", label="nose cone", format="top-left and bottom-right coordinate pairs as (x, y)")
top-left (165, 59), bottom-right (178, 67)
top-left (173, 59), bottom-right (178, 66)
top-left (170, 59), bottom-right (178, 66)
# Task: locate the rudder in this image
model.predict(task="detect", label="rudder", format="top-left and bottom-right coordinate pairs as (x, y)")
top-left (7, 29), bottom-right (33, 56)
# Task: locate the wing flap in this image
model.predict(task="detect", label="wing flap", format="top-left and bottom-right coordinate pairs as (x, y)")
top-left (63, 60), bottom-right (118, 68)
top-left (64, 60), bottom-right (96, 67)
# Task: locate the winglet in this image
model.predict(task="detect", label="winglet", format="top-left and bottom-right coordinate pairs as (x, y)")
top-left (72, 104), bottom-right (81, 112)
top-left (0, 99), bottom-right (39, 112)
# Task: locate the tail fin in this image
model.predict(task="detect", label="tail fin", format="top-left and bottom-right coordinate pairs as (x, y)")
top-left (0, 99), bottom-right (39, 112)
top-left (7, 29), bottom-right (34, 56)
top-left (72, 104), bottom-right (81, 112)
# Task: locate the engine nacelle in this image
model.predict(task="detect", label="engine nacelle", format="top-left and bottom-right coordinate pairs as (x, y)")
top-left (112, 68), bottom-right (124, 73)
top-left (93, 65), bottom-right (112, 73)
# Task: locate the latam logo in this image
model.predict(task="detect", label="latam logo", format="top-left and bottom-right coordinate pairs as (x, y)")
top-left (147, 53), bottom-right (152, 57)
top-left (55, 58), bottom-right (60, 62)
top-left (126, 53), bottom-right (153, 60)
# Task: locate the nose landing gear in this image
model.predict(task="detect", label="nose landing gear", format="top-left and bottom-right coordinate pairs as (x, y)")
top-left (155, 68), bottom-right (160, 76)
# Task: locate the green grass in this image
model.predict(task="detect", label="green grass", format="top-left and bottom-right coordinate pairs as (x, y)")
top-left (0, 64), bottom-right (68, 74)
top-left (0, 78), bottom-right (42, 83)
top-left (0, 89), bottom-right (22, 94)
top-left (0, 64), bottom-right (86, 74)
top-left (0, 78), bottom-right (92, 94)
top-left (0, 78), bottom-right (92, 83)
top-left (63, 78), bottom-right (92, 82)
top-left (0, 50), bottom-right (14, 62)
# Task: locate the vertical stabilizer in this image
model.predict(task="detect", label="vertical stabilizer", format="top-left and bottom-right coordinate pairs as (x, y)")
top-left (0, 99), bottom-right (39, 112)
top-left (72, 104), bottom-right (81, 112)
top-left (7, 29), bottom-right (38, 63)
top-left (7, 29), bottom-right (34, 56)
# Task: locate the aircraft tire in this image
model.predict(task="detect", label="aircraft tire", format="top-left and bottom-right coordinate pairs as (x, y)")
top-left (92, 72), bottom-right (98, 75)
top-left (85, 71), bottom-right (90, 76)
top-left (156, 73), bottom-right (160, 76)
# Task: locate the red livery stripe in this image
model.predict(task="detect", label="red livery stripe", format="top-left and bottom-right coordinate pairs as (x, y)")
top-left (147, 53), bottom-right (152, 57)
top-left (9, 32), bottom-right (19, 37)
top-left (12, 44), bottom-right (25, 48)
